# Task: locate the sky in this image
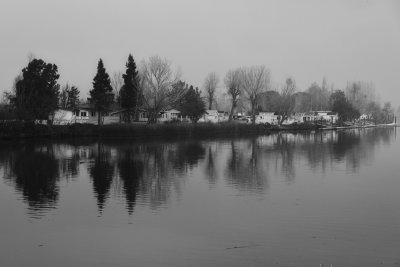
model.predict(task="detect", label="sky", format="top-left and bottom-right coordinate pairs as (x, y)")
top-left (1, 0), bottom-right (399, 107)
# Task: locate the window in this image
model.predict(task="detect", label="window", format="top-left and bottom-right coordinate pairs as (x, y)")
top-left (91, 111), bottom-right (96, 116)
top-left (80, 111), bottom-right (87, 117)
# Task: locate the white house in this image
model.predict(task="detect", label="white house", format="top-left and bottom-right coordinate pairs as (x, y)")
top-left (295, 111), bottom-right (338, 124)
top-left (315, 111), bottom-right (339, 124)
top-left (158, 109), bottom-right (182, 122)
top-left (51, 109), bottom-right (75, 125)
top-left (255, 112), bottom-right (281, 125)
top-left (301, 111), bottom-right (319, 122)
top-left (72, 104), bottom-right (120, 125)
top-left (199, 110), bottom-right (220, 123)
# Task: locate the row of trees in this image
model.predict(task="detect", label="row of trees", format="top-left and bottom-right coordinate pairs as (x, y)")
top-left (3, 54), bottom-right (398, 125)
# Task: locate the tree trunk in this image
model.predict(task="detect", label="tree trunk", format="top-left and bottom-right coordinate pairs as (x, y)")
top-left (229, 101), bottom-right (237, 122)
top-left (127, 109), bottom-right (131, 123)
top-left (98, 111), bottom-right (101, 126)
top-left (251, 100), bottom-right (256, 124)
top-left (208, 99), bottom-right (212, 110)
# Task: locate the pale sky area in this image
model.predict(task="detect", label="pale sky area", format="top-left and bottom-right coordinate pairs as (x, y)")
top-left (1, 0), bottom-right (399, 107)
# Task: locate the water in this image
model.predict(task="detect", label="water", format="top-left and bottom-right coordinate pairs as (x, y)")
top-left (0, 128), bottom-right (399, 266)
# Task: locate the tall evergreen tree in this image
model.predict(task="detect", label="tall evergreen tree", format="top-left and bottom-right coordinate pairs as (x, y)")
top-left (120, 54), bottom-right (139, 122)
top-left (179, 85), bottom-right (205, 123)
top-left (10, 58), bottom-right (60, 122)
top-left (89, 59), bottom-right (114, 125)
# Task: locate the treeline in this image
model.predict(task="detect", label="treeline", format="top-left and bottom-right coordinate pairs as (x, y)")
top-left (1, 54), bottom-right (398, 125)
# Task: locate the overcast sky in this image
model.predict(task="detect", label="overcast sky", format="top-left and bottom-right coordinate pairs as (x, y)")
top-left (1, 0), bottom-right (399, 107)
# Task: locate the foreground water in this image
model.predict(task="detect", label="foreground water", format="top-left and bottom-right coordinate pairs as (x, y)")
top-left (0, 128), bottom-right (399, 266)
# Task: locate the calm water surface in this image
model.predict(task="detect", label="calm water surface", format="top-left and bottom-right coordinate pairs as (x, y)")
top-left (0, 128), bottom-right (399, 266)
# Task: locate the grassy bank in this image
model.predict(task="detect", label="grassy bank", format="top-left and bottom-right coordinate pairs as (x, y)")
top-left (0, 121), bottom-right (325, 141)
top-left (0, 122), bottom-right (283, 140)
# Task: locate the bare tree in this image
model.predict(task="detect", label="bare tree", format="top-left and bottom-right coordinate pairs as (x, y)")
top-left (345, 81), bottom-right (376, 114)
top-left (224, 68), bottom-right (242, 121)
top-left (111, 71), bottom-right (123, 107)
top-left (203, 72), bottom-right (219, 110)
top-left (141, 55), bottom-right (184, 123)
top-left (278, 77), bottom-right (296, 125)
top-left (241, 66), bottom-right (270, 124)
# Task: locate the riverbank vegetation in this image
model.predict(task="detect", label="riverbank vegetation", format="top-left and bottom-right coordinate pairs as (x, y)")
top-left (1, 53), bottom-right (398, 134)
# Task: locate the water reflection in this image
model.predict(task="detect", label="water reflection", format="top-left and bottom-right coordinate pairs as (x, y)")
top-left (0, 128), bottom-right (396, 218)
top-left (117, 148), bottom-right (144, 214)
top-left (204, 146), bottom-right (217, 185)
top-left (89, 144), bottom-right (115, 212)
top-left (225, 139), bottom-right (267, 192)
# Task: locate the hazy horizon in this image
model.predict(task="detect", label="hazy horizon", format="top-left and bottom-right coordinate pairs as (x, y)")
top-left (1, 0), bottom-right (399, 108)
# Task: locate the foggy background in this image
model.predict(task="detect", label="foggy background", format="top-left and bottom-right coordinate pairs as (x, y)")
top-left (1, 0), bottom-right (399, 107)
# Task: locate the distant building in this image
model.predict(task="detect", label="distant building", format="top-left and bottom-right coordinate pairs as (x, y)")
top-left (199, 110), bottom-right (219, 123)
top-left (158, 109), bottom-right (182, 122)
top-left (51, 109), bottom-right (75, 125)
top-left (315, 111), bottom-right (339, 123)
top-left (70, 104), bottom-right (119, 125)
top-left (295, 111), bottom-right (338, 124)
top-left (255, 112), bottom-right (280, 125)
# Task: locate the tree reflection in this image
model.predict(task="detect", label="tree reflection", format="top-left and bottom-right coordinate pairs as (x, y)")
top-left (275, 134), bottom-right (296, 183)
top-left (171, 142), bottom-right (205, 171)
top-left (117, 148), bottom-right (144, 214)
top-left (226, 139), bottom-right (266, 192)
top-left (0, 128), bottom-right (395, 218)
top-left (3, 144), bottom-right (60, 217)
top-left (204, 146), bottom-right (217, 185)
top-left (89, 143), bottom-right (115, 213)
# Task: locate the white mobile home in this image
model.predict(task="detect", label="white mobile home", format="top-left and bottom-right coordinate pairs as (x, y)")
top-left (199, 110), bottom-right (219, 123)
top-left (255, 112), bottom-right (280, 125)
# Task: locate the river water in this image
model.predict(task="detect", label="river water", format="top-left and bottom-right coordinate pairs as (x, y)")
top-left (0, 128), bottom-right (399, 266)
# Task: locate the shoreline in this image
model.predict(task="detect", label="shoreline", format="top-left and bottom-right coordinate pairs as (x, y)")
top-left (0, 122), bottom-right (396, 141)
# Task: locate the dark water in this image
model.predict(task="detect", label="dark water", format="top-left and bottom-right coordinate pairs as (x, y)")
top-left (0, 128), bottom-right (399, 266)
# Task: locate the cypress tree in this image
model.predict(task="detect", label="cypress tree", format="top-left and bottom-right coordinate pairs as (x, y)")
top-left (120, 54), bottom-right (139, 122)
top-left (89, 59), bottom-right (114, 125)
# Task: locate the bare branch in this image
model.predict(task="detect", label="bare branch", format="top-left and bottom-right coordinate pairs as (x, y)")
top-left (224, 68), bottom-right (242, 121)
top-left (141, 55), bottom-right (183, 123)
top-left (203, 72), bottom-right (219, 110)
top-left (240, 66), bottom-right (270, 123)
